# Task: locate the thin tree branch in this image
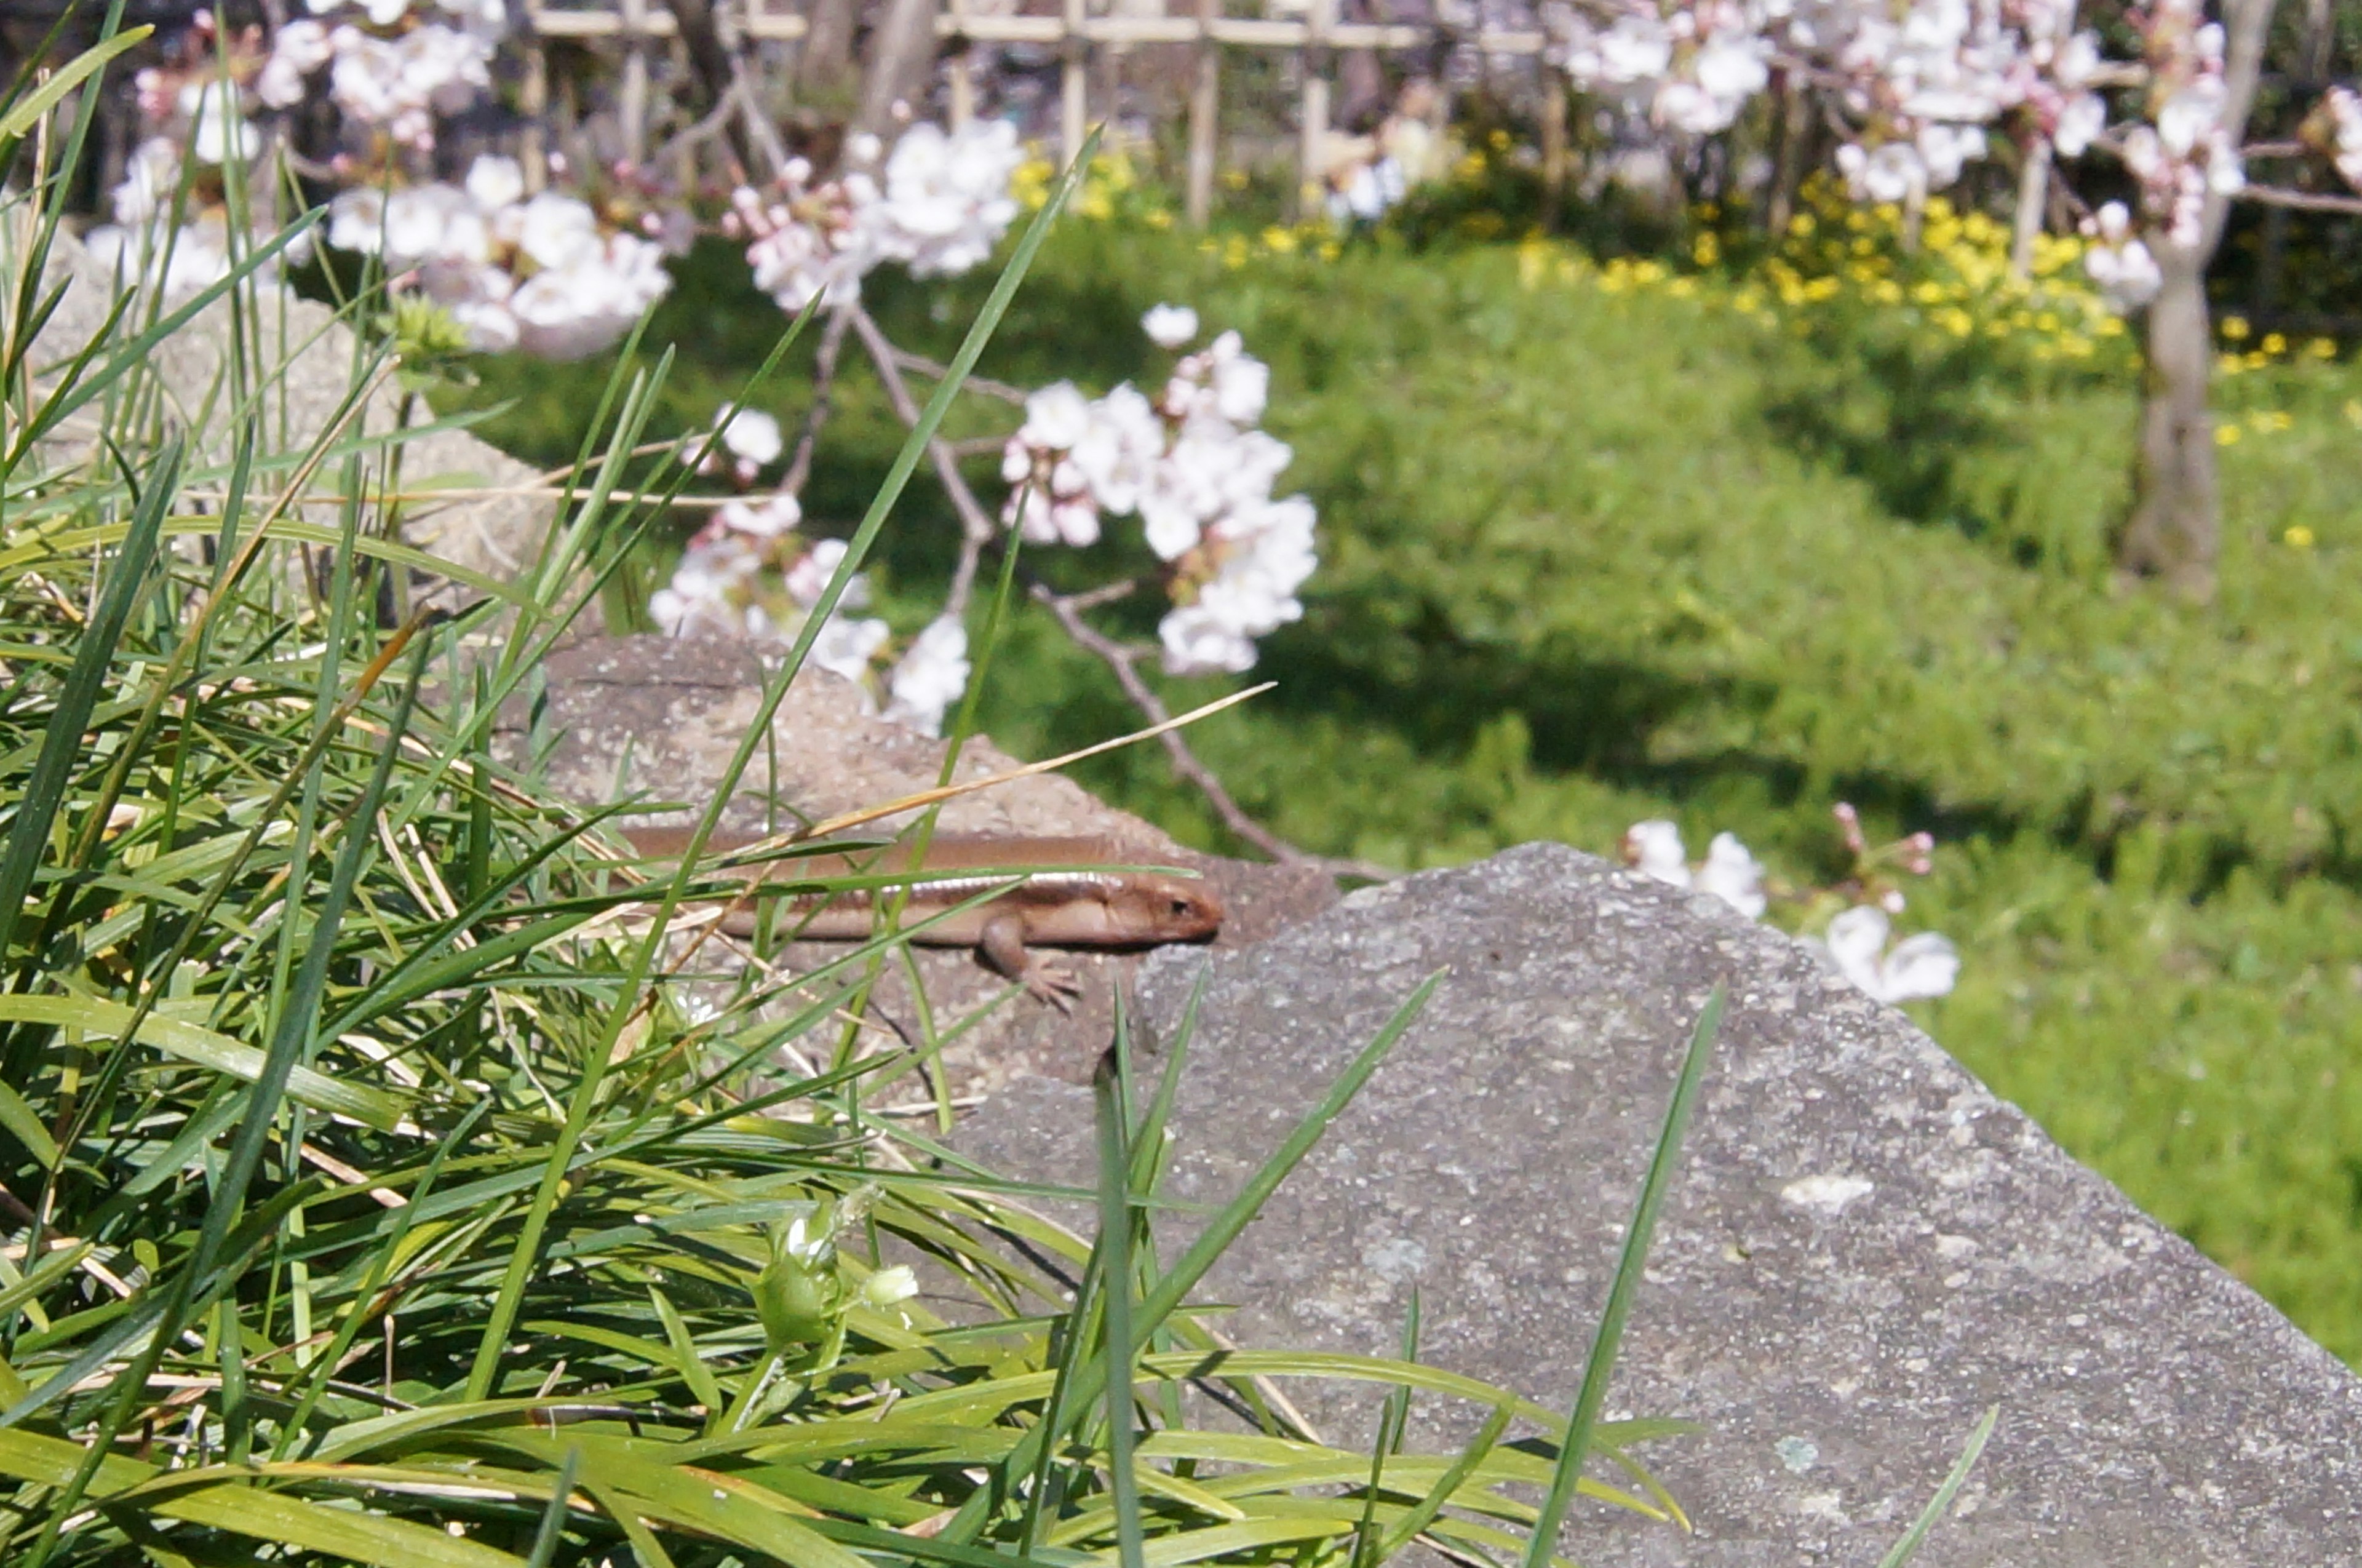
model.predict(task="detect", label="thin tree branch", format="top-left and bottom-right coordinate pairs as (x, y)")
top-left (847, 303), bottom-right (997, 616)
top-left (783, 304), bottom-right (856, 499)
top-left (1030, 578), bottom-right (1394, 882)
top-left (885, 344), bottom-right (1033, 405)
top-left (2233, 183), bottom-right (2362, 215)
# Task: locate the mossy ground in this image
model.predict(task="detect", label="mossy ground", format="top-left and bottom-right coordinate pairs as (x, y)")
top-left (452, 215), bottom-right (2362, 1366)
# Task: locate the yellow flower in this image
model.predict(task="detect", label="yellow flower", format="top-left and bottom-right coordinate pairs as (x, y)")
top-left (2285, 525), bottom-right (2316, 549)
top-left (1788, 213), bottom-right (1816, 237)
top-left (2215, 423), bottom-right (2243, 445)
top-left (2221, 315), bottom-right (2251, 341)
top-left (1222, 167), bottom-right (1249, 190)
top-left (2261, 332), bottom-right (2288, 356)
top-left (1261, 225), bottom-right (1298, 254)
top-left (2306, 336), bottom-right (2337, 360)
top-left (2344, 398), bottom-right (2362, 426)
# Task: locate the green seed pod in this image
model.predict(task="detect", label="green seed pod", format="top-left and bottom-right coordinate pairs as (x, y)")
top-left (755, 1252), bottom-right (841, 1350)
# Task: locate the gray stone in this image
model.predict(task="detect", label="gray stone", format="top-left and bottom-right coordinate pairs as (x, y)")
top-left (954, 843), bottom-right (2362, 1566)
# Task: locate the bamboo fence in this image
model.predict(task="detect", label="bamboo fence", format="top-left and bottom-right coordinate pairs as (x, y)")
top-left (519, 0), bottom-right (1559, 220)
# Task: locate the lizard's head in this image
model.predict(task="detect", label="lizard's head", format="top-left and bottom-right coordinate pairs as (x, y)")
top-left (1108, 875), bottom-right (1225, 945)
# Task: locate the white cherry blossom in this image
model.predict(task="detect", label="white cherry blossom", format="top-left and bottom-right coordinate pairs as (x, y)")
top-left (1816, 905), bottom-right (1960, 1003)
top-left (1698, 832), bottom-right (1768, 918)
top-left (1142, 303), bottom-right (1199, 348)
top-left (1623, 820), bottom-right (1692, 887)
top-left (715, 405), bottom-right (785, 471)
top-left (885, 617), bottom-right (972, 735)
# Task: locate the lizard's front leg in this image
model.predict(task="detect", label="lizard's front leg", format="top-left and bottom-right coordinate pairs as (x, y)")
top-left (977, 912), bottom-right (1079, 1011)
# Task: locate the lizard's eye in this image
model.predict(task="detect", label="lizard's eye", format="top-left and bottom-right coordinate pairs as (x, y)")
top-left (1170, 897), bottom-right (1195, 918)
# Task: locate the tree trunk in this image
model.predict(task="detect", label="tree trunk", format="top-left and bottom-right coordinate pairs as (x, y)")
top-left (2114, 0), bottom-right (2277, 598)
top-left (797, 0), bottom-right (862, 111)
top-left (855, 0), bottom-right (942, 137)
top-left (2118, 250), bottom-right (2219, 594)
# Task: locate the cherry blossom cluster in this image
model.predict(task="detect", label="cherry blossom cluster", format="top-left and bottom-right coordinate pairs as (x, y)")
top-left (651, 408), bottom-right (974, 736)
top-left (728, 122), bottom-right (1026, 312)
top-left (999, 309), bottom-right (1316, 677)
top-left (1546, 0), bottom-right (1772, 135)
top-left (255, 0), bottom-right (503, 154)
top-left (1536, 0), bottom-right (2362, 323)
top-left (1622, 807), bottom-right (1960, 1005)
top-left (85, 113), bottom-right (258, 296)
top-left (1823, 0), bottom-right (2028, 203)
top-left (85, 16), bottom-right (282, 294)
top-left (324, 159), bottom-right (674, 359)
top-left (2115, 0), bottom-right (2244, 249)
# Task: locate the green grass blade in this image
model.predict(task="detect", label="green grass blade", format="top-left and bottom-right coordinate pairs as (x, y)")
top-left (1095, 1048), bottom-right (1148, 1568)
top-left (0, 26), bottom-right (151, 141)
top-left (522, 1444), bottom-right (583, 1568)
top-left (0, 436), bottom-right (178, 971)
top-left (1519, 984), bottom-right (1725, 1568)
top-left (1876, 1405), bottom-right (1998, 1568)
top-left (1134, 969), bottom-right (1441, 1342)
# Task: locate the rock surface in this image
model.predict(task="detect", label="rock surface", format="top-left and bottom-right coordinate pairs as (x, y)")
top-left (955, 843), bottom-right (2362, 1566)
top-left (501, 634), bottom-right (1338, 1091)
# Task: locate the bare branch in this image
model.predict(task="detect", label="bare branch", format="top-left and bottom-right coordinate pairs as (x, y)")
top-left (1030, 578), bottom-right (1393, 881)
top-left (885, 344), bottom-right (1034, 405)
top-left (847, 304), bottom-right (998, 540)
top-left (783, 305), bottom-right (856, 499)
top-left (2233, 183), bottom-right (2362, 215)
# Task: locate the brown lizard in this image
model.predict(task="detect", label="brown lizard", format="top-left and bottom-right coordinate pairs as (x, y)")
top-left (618, 826), bottom-right (1224, 1008)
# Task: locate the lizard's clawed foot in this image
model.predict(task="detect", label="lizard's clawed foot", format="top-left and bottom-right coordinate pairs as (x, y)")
top-left (1023, 960), bottom-right (1081, 1013)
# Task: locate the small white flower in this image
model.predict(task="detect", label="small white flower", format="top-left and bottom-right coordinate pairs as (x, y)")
top-left (783, 538), bottom-right (870, 610)
top-left (717, 492), bottom-right (800, 538)
top-left (1815, 905), bottom-right (1960, 1005)
top-left (1142, 303), bottom-right (1199, 348)
top-left (808, 613), bottom-right (891, 686)
top-left (715, 405), bottom-right (784, 469)
top-left (884, 617), bottom-right (971, 736)
top-left (464, 153), bottom-right (525, 212)
top-left (1696, 832), bottom-right (1767, 918)
top-left (1621, 821), bottom-right (1690, 888)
